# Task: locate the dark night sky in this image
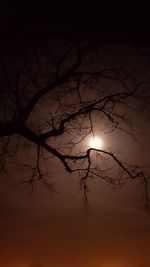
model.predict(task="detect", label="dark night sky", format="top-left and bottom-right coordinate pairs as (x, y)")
top-left (0, 1), bottom-right (150, 45)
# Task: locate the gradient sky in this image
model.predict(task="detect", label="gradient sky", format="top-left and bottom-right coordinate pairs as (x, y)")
top-left (0, 80), bottom-right (150, 267)
top-left (1, 3), bottom-right (150, 266)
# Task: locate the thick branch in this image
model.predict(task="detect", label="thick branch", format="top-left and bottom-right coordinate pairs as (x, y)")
top-left (0, 121), bottom-right (18, 137)
top-left (18, 44), bottom-right (82, 124)
top-left (38, 90), bottom-right (137, 141)
top-left (18, 125), bottom-right (71, 173)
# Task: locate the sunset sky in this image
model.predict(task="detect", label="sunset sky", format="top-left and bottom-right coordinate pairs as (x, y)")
top-left (0, 2), bottom-right (150, 267)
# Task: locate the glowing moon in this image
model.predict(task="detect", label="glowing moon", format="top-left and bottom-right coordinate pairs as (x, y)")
top-left (89, 136), bottom-right (103, 149)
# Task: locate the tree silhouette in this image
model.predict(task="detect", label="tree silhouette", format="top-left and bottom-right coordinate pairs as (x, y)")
top-left (0, 40), bottom-right (149, 208)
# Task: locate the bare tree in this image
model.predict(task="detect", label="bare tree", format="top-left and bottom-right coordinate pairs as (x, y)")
top-left (0, 40), bottom-right (150, 208)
